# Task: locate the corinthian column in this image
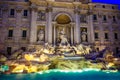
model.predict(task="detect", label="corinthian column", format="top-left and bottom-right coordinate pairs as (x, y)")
top-left (74, 9), bottom-right (80, 44)
top-left (30, 4), bottom-right (38, 44)
top-left (73, 2), bottom-right (81, 44)
top-left (53, 22), bottom-right (56, 45)
top-left (88, 3), bottom-right (95, 43)
top-left (46, 3), bottom-right (53, 44)
top-left (70, 23), bottom-right (74, 45)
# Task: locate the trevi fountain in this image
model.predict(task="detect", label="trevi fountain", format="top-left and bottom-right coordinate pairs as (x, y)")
top-left (0, 29), bottom-right (120, 74)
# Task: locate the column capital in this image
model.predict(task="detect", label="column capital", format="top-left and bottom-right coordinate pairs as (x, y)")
top-left (87, 10), bottom-right (93, 15)
top-left (46, 0), bottom-right (54, 12)
top-left (52, 21), bottom-right (57, 24)
top-left (46, 7), bottom-right (53, 12)
top-left (74, 8), bottom-right (80, 14)
top-left (70, 22), bottom-right (75, 25)
top-left (16, 8), bottom-right (22, 13)
top-left (30, 3), bottom-right (38, 12)
top-left (16, 6), bottom-right (23, 13)
top-left (73, 2), bottom-right (82, 7)
top-left (73, 2), bottom-right (82, 14)
top-left (87, 3), bottom-right (95, 15)
top-left (88, 3), bottom-right (96, 9)
top-left (2, 8), bottom-right (8, 12)
top-left (46, 0), bottom-right (54, 6)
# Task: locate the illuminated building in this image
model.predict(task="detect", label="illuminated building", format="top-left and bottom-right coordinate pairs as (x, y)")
top-left (0, 0), bottom-right (120, 55)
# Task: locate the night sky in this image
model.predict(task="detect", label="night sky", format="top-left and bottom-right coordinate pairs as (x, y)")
top-left (92, 0), bottom-right (120, 5)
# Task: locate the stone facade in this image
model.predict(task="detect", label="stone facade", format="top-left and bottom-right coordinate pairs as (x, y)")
top-left (0, 0), bottom-right (120, 55)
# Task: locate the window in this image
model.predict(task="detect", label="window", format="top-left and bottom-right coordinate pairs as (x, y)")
top-left (10, 9), bottom-right (15, 16)
top-left (116, 47), bottom-right (119, 54)
top-left (96, 48), bottom-right (99, 52)
top-left (23, 10), bottom-right (28, 17)
top-left (0, 8), bottom-right (2, 17)
top-left (95, 32), bottom-right (99, 39)
top-left (102, 5), bottom-right (105, 8)
top-left (104, 33), bottom-right (109, 39)
top-left (8, 29), bottom-right (13, 37)
top-left (7, 47), bottom-right (12, 55)
top-left (22, 30), bottom-right (27, 37)
top-left (114, 33), bottom-right (118, 40)
top-left (103, 15), bottom-right (107, 22)
top-left (25, 0), bottom-right (29, 2)
top-left (112, 6), bottom-right (115, 9)
top-left (93, 14), bottom-right (97, 21)
top-left (113, 16), bottom-right (116, 22)
top-left (21, 47), bottom-right (26, 51)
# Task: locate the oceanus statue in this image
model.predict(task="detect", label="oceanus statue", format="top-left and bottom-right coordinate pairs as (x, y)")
top-left (59, 29), bottom-right (69, 46)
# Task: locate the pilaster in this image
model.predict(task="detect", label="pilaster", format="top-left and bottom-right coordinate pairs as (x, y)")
top-left (98, 12), bottom-right (104, 45)
top-left (53, 21), bottom-right (56, 45)
top-left (16, 8), bottom-right (22, 26)
top-left (14, 8), bottom-right (22, 43)
top-left (108, 15), bottom-right (114, 47)
top-left (70, 23), bottom-right (74, 45)
top-left (2, 8), bottom-right (8, 25)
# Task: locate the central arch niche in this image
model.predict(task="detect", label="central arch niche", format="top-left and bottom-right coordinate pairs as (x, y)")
top-left (56, 14), bottom-right (71, 24)
top-left (54, 14), bottom-right (73, 44)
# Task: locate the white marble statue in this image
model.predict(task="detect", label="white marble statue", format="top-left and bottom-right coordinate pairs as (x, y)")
top-left (59, 28), bottom-right (69, 46)
top-left (38, 29), bottom-right (44, 42)
top-left (81, 29), bottom-right (87, 42)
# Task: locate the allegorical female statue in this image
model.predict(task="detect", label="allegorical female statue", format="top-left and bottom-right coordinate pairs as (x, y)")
top-left (38, 29), bottom-right (44, 43)
top-left (81, 29), bottom-right (87, 42)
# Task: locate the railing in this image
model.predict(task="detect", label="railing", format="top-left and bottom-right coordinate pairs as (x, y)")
top-left (102, 20), bottom-right (108, 23)
top-left (5, 37), bottom-right (14, 43)
top-left (93, 20), bottom-right (98, 22)
top-left (22, 16), bottom-right (28, 19)
top-left (95, 39), bottom-right (100, 41)
top-left (112, 21), bottom-right (118, 24)
top-left (20, 37), bottom-right (29, 43)
top-left (37, 17), bottom-right (46, 21)
top-left (5, 37), bottom-right (29, 44)
top-left (21, 37), bottom-right (27, 40)
top-left (9, 15), bottom-right (15, 18)
top-left (81, 21), bottom-right (87, 23)
top-left (7, 37), bottom-right (13, 40)
top-left (105, 39), bottom-right (109, 41)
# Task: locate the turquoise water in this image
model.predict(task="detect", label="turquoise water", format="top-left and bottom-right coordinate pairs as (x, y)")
top-left (0, 70), bottom-right (120, 80)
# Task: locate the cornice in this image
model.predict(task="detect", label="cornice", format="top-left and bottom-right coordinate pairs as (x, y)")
top-left (94, 8), bottom-right (120, 13)
top-left (30, 0), bottom-right (91, 10)
top-left (30, 0), bottom-right (47, 6)
top-left (0, 1), bottom-right (29, 6)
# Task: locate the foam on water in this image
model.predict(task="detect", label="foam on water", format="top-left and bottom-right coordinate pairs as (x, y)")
top-left (0, 69), bottom-right (120, 80)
